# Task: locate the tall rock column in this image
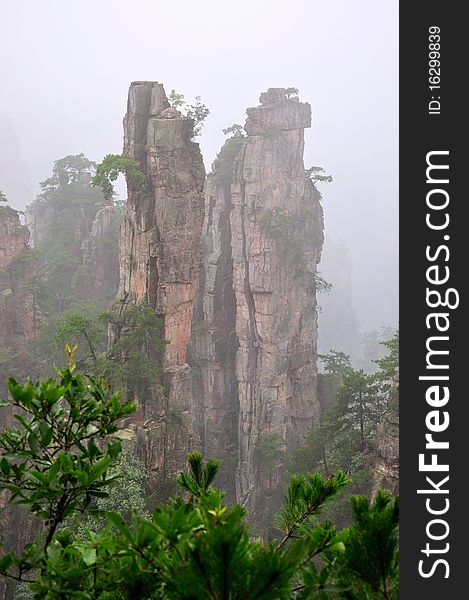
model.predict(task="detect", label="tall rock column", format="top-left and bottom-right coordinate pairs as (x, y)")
top-left (190, 88), bottom-right (324, 523)
top-left (115, 81), bottom-right (205, 489)
top-left (232, 89), bottom-right (324, 518)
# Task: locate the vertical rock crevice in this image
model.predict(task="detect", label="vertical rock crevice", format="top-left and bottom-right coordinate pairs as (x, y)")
top-left (117, 84), bottom-right (324, 520)
top-left (190, 88), bottom-right (324, 525)
top-left (188, 178), bottom-right (240, 500)
top-left (227, 89), bottom-right (324, 523)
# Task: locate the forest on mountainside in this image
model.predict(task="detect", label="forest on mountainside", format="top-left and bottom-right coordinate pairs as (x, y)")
top-left (1, 84), bottom-right (398, 599)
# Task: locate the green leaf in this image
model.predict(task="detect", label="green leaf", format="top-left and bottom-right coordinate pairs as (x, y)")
top-left (28, 471), bottom-right (49, 484)
top-left (77, 545), bottom-right (97, 566)
top-left (0, 457), bottom-right (11, 476)
top-left (105, 512), bottom-right (133, 541)
top-left (39, 420), bottom-right (53, 446)
top-left (0, 553), bottom-right (13, 572)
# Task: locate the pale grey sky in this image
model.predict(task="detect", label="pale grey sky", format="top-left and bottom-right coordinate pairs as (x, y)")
top-left (0, 0), bottom-right (398, 333)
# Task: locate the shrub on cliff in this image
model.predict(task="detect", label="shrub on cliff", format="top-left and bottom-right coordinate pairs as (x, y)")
top-left (168, 90), bottom-right (210, 137)
top-left (0, 363), bottom-right (399, 599)
top-left (92, 154), bottom-right (149, 202)
top-left (211, 125), bottom-right (247, 187)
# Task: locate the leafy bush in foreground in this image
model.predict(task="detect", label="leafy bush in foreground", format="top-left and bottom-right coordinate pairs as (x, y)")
top-left (0, 363), bottom-right (398, 599)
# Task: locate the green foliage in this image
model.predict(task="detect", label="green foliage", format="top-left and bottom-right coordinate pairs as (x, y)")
top-left (255, 433), bottom-right (286, 471)
top-left (70, 451), bottom-right (149, 537)
top-left (319, 350), bottom-right (352, 376)
top-left (0, 363), bottom-right (135, 577)
top-left (277, 471), bottom-right (350, 545)
top-left (168, 90), bottom-right (210, 136)
top-left (176, 451), bottom-right (219, 498)
top-left (186, 96), bottom-right (210, 137)
top-left (332, 491), bottom-right (399, 599)
top-left (168, 89), bottom-right (185, 108)
top-left (305, 166), bottom-right (333, 185)
top-left (285, 87), bottom-right (299, 99)
top-left (39, 154), bottom-right (96, 193)
top-left (10, 163), bottom-right (162, 390)
top-left (211, 125), bottom-right (247, 186)
top-left (314, 272), bottom-right (333, 294)
top-left (92, 154), bottom-right (148, 202)
top-left (374, 330), bottom-right (399, 381)
top-left (259, 207), bottom-right (290, 236)
top-left (258, 208), bottom-right (326, 273)
top-left (0, 367), bottom-right (398, 599)
top-left (222, 123), bottom-right (245, 136)
top-left (357, 327), bottom-right (397, 374)
top-left (105, 300), bottom-right (167, 403)
top-left (54, 312), bottom-right (107, 375)
top-left (259, 208), bottom-right (300, 259)
top-left (25, 154), bottom-right (109, 327)
top-left (290, 331), bottom-right (399, 530)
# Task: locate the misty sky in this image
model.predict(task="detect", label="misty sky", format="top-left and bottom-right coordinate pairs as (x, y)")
top-left (0, 0), bottom-right (398, 334)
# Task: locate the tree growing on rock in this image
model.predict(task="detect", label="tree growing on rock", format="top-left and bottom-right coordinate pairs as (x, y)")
top-left (305, 165), bottom-right (333, 184)
top-left (168, 89), bottom-right (210, 136)
top-left (91, 154), bottom-right (148, 202)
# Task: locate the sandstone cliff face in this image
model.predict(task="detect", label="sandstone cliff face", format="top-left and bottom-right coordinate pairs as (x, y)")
top-left (115, 82), bottom-right (206, 488)
top-left (0, 206), bottom-right (34, 345)
top-left (0, 208), bottom-right (36, 600)
top-left (190, 88), bottom-right (324, 521)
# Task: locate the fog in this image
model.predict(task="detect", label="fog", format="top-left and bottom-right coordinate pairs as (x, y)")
top-left (0, 0), bottom-right (398, 336)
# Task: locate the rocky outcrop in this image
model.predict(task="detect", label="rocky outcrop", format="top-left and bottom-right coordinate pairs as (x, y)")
top-left (0, 208), bottom-right (36, 600)
top-left (0, 206), bottom-right (30, 270)
top-left (24, 201), bottom-right (52, 248)
top-left (188, 180), bottom-right (240, 498)
top-left (114, 82), bottom-right (206, 488)
top-left (78, 205), bottom-right (120, 307)
top-left (0, 206), bottom-right (34, 345)
top-left (190, 88), bottom-right (324, 523)
top-left (370, 404), bottom-right (399, 498)
top-left (116, 84), bottom-right (324, 521)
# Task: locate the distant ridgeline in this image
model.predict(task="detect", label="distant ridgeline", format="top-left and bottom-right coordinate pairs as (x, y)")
top-left (0, 83), bottom-right (398, 554)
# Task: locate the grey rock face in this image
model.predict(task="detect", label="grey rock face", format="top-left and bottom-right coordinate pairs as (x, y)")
top-left (370, 404), bottom-right (399, 498)
top-left (190, 88), bottom-right (324, 525)
top-left (0, 206), bottom-right (34, 343)
top-left (79, 205), bottom-right (120, 307)
top-left (117, 84), bottom-right (324, 524)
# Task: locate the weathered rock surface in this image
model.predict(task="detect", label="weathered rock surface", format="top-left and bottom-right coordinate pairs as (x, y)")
top-left (114, 81), bottom-right (206, 488)
top-left (188, 180), bottom-right (240, 498)
top-left (0, 206), bottom-right (34, 344)
top-left (370, 404), bottom-right (399, 498)
top-left (78, 204), bottom-right (120, 307)
top-left (190, 88), bottom-right (324, 523)
top-left (116, 84), bottom-right (324, 522)
top-left (0, 207), bottom-right (36, 599)
top-left (0, 206), bottom-right (30, 270)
